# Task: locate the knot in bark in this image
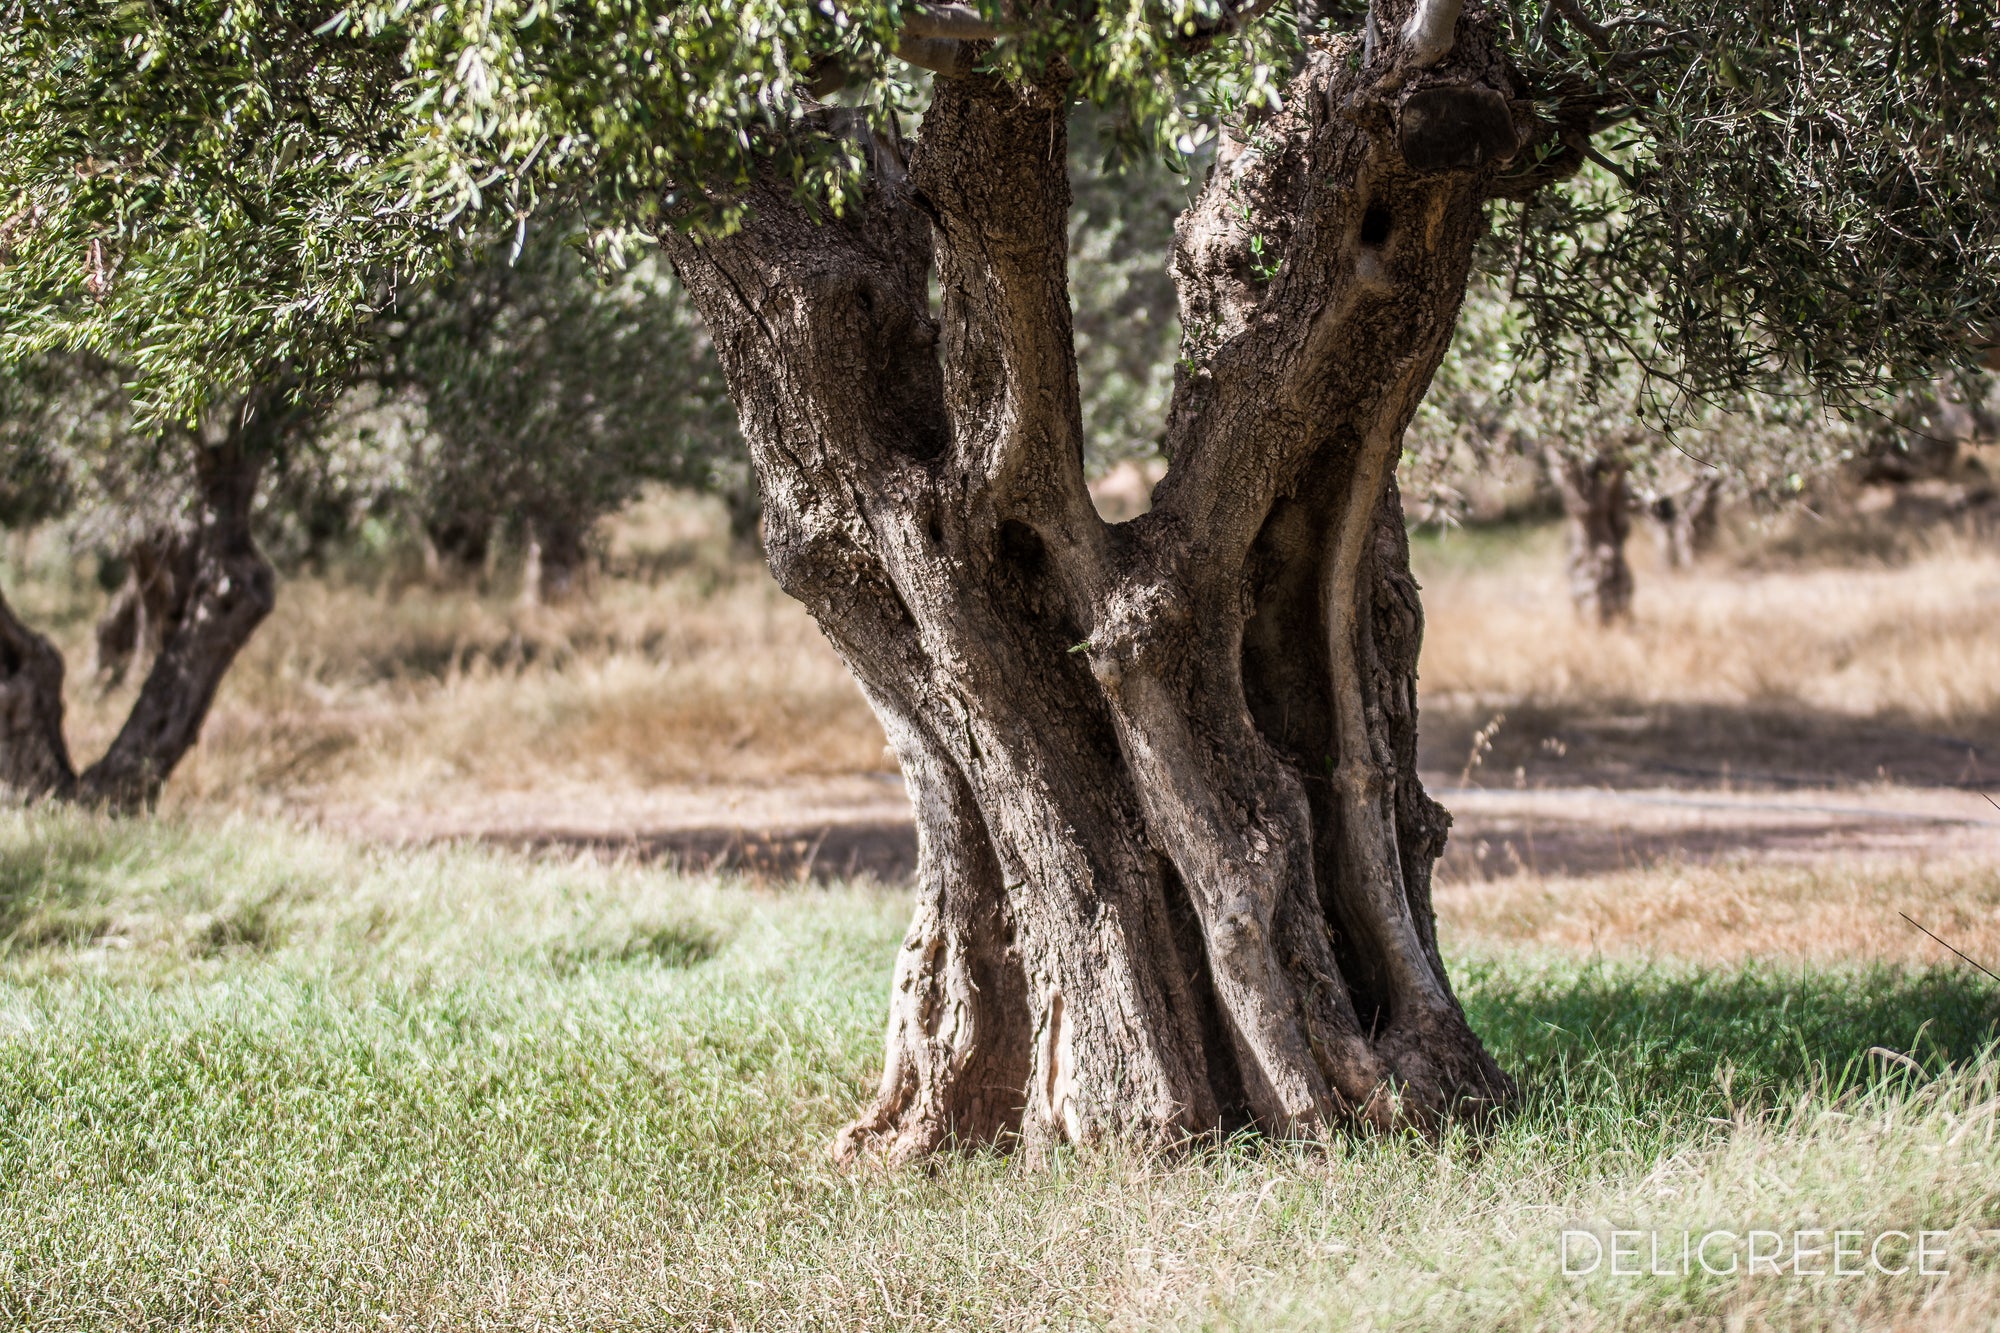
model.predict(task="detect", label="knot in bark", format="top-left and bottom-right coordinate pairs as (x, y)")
top-left (1081, 577), bottom-right (1193, 692)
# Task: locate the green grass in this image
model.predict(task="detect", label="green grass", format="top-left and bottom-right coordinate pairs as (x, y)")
top-left (2, 810), bottom-right (1998, 1330)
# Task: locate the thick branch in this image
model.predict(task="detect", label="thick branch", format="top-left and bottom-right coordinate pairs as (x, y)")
top-left (1152, 35), bottom-right (1507, 568)
top-left (1321, 417), bottom-right (1451, 1021)
top-left (892, 35), bottom-right (976, 77)
top-left (912, 75), bottom-right (1103, 570)
top-left (902, 3), bottom-right (1003, 40)
top-left (1398, 0), bottom-right (1464, 67)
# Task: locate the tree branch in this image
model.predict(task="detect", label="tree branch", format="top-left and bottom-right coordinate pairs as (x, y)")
top-left (911, 75), bottom-right (1104, 573)
top-left (1399, 0), bottom-right (1464, 68)
top-left (1151, 36), bottom-right (1499, 564)
top-left (893, 34), bottom-right (977, 76)
top-left (901, 2), bottom-right (1003, 40)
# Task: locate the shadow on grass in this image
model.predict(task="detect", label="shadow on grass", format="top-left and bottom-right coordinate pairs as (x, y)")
top-left (0, 813), bottom-right (125, 952)
top-left (545, 920), bottom-right (723, 975)
top-left (1421, 698), bottom-right (1997, 790)
top-left (1462, 955), bottom-right (2000, 1120)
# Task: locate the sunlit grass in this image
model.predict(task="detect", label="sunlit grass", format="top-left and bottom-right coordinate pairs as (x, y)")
top-left (3, 810), bottom-right (1997, 1330)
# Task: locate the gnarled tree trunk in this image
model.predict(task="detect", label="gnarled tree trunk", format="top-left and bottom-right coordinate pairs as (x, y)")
top-left (666, 18), bottom-right (1525, 1157)
top-left (78, 433), bottom-right (275, 810)
top-left (0, 410), bottom-right (277, 813)
top-left (1550, 450), bottom-right (1634, 624)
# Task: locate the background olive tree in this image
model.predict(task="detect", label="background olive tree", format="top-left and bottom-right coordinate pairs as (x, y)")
top-left (381, 227), bottom-right (749, 603)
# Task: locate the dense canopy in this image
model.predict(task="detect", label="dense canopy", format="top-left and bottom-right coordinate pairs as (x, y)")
top-left (2, 1), bottom-right (1995, 427)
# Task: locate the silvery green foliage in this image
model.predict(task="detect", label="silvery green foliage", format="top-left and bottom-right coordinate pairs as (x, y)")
top-left (0, 356), bottom-right (196, 549)
top-left (0, 1), bottom-right (1288, 428)
top-left (383, 225), bottom-right (748, 548)
top-left (1485, 0), bottom-right (2000, 406)
top-left (251, 384), bottom-right (420, 567)
top-left (1407, 268), bottom-right (1867, 517)
top-left (3, 0), bottom-right (1995, 447)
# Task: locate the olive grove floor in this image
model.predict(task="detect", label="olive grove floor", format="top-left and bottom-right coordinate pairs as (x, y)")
top-left (7, 490), bottom-right (2000, 1327)
top-left (2, 810), bottom-right (1998, 1331)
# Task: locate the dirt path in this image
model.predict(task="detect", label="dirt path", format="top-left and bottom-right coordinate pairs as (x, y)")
top-left (317, 775), bottom-right (2000, 884)
top-left (1430, 784), bottom-right (2000, 880)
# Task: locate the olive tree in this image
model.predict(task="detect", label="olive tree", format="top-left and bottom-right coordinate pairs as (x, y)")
top-left (1410, 276), bottom-right (1863, 622)
top-left (0, 357), bottom-right (297, 809)
top-left (6, 0), bottom-right (1996, 1153)
top-left (382, 226), bottom-right (748, 602)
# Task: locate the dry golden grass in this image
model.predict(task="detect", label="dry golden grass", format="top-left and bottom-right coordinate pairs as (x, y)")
top-left (30, 490), bottom-right (888, 816)
top-left (16, 487), bottom-right (2000, 817)
top-left (1415, 521), bottom-right (2000, 729)
top-left (1439, 855), bottom-right (2000, 967)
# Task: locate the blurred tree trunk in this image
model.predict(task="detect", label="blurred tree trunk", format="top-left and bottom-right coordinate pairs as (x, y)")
top-left (419, 516), bottom-right (494, 589)
top-left (0, 583), bottom-right (75, 801)
top-left (0, 406), bottom-right (278, 812)
top-left (92, 530), bottom-right (198, 687)
top-left (1648, 475), bottom-right (1722, 570)
top-left (520, 516), bottom-right (589, 606)
top-left (1550, 451), bottom-right (1635, 624)
top-left (665, 34), bottom-right (1523, 1159)
top-left (77, 430), bottom-right (275, 810)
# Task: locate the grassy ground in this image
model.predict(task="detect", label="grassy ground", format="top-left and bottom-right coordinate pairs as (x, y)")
top-left (9, 492), bottom-right (2000, 1327)
top-left (4, 809), bottom-right (1998, 1331)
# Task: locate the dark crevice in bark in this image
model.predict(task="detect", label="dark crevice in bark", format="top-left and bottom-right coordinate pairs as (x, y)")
top-left (1157, 856), bottom-right (1256, 1133)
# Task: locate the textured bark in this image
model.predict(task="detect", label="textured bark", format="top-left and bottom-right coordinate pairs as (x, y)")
top-left (1648, 476), bottom-right (1721, 570)
top-left (1551, 450), bottom-right (1634, 624)
top-left (0, 583), bottom-right (75, 802)
top-left (76, 430), bottom-right (276, 812)
top-left (666, 12), bottom-right (1526, 1154)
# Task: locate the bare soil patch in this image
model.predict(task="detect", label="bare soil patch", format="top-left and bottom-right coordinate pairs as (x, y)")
top-left (316, 775), bottom-right (2000, 889)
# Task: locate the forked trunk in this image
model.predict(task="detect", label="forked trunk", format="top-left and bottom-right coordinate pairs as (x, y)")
top-left (667, 20), bottom-right (1525, 1156)
top-left (1551, 451), bottom-right (1634, 624)
top-left (78, 437), bottom-right (275, 810)
top-left (1648, 476), bottom-right (1721, 570)
top-left (0, 413), bottom-right (277, 812)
